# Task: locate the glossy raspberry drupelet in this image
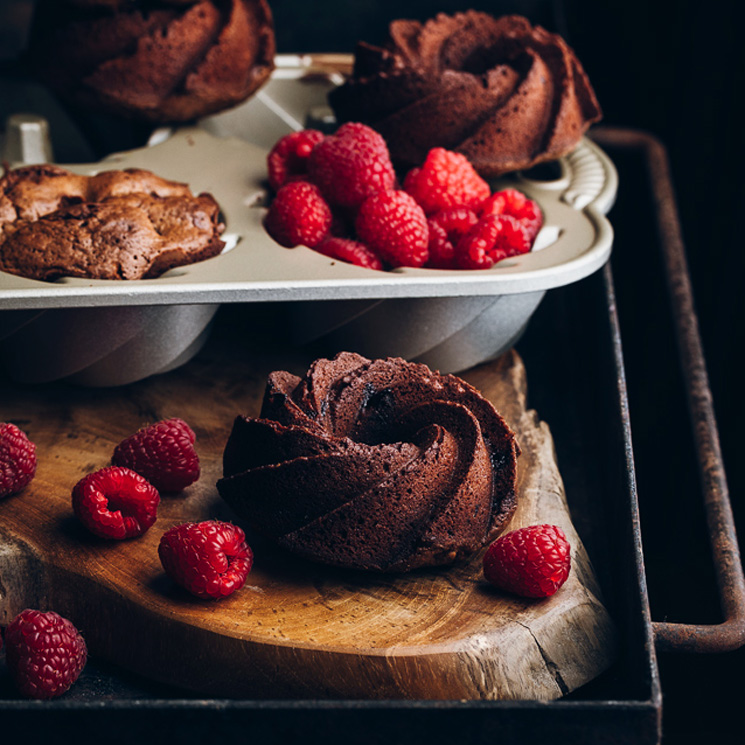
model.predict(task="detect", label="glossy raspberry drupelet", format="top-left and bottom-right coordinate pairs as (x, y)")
top-left (403, 147), bottom-right (490, 215)
top-left (356, 190), bottom-right (429, 267)
top-left (426, 207), bottom-right (479, 269)
top-left (315, 236), bottom-right (384, 270)
top-left (267, 129), bottom-right (325, 191)
top-left (158, 520), bottom-right (253, 600)
top-left (264, 181), bottom-right (332, 249)
top-left (308, 122), bottom-right (396, 208)
top-left (483, 524), bottom-right (571, 598)
top-left (456, 214), bottom-right (532, 269)
top-left (4, 609), bottom-right (87, 699)
top-left (480, 187), bottom-right (543, 242)
top-left (72, 466), bottom-right (160, 540)
top-left (112, 417), bottom-right (200, 493)
top-left (0, 422), bottom-right (37, 499)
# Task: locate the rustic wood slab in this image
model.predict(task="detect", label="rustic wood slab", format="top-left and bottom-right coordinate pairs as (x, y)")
top-left (0, 318), bottom-right (616, 700)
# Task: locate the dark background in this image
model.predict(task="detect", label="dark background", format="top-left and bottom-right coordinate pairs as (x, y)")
top-left (1, 0), bottom-right (743, 742)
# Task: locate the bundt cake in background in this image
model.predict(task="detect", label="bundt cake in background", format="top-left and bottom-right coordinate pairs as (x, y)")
top-left (329, 12), bottom-right (602, 176)
top-left (26, 0), bottom-right (275, 124)
top-left (217, 352), bottom-right (520, 572)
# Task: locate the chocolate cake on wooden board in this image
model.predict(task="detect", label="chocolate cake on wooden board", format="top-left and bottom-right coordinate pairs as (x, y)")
top-left (26, 0), bottom-right (276, 123)
top-left (218, 351), bottom-right (520, 572)
top-left (329, 12), bottom-right (602, 176)
top-left (0, 164), bottom-right (225, 281)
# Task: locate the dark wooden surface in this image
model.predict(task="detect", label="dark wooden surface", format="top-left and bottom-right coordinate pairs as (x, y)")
top-left (0, 345), bottom-right (616, 701)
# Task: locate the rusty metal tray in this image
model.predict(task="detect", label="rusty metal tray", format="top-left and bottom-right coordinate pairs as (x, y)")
top-left (1, 128), bottom-right (742, 744)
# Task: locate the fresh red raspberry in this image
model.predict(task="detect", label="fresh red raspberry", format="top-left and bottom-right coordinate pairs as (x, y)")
top-left (308, 122), bottom-right (396, 208)
top-left (483, 524), bottom-right (571, 598)
top-left (264, 181), bottom-right (332, 249)
top-left (480, 187), bottom-right (543, 241)
top-left (456, 214), bottom-right (532, 269)
top-left (4, 609), bottom-right (87, 699)
top-left (355, 190), bottom-right (429, 267)
top-left (112, 417), bottom-right (200, 493)
top-left (158, 520), bottom-right (253, 600)
top-left (315, 236), bottom-right (384, 270)
top-left (426, 207), bottom-right (479, 269)
top-left (267, 129), bottom-right (325, 191)
top-left (72, 466), bottom-right (160, 539)
top-left (0, 422), bottom-right (37, 499)
top-left (403, 148), bottom-right (490, 215)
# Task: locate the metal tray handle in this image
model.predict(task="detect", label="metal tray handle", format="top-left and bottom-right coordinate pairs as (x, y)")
top-left (593, 127), bottom-right (745, 653)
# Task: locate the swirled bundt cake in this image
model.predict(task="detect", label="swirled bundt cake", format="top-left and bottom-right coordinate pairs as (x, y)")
top-left (0, 164), bottom-right (225, 280)
top-left (217, 352), bottom-right (520, 572)
top-left (27, 0), bottom-right (275, 123)
top-left (329, 12), bottom-right (602, 176)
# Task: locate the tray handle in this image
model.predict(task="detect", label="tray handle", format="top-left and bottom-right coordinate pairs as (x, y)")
top-left (594, 127), bottom-right (745, 653)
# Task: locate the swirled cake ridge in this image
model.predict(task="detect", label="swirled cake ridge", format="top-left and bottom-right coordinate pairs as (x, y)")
top-left (329, 12), bottom-right (602, 177)
top-left (217, 352), bottom-right (520, 572)
top-left (27, 0), bottom-right (275, 123)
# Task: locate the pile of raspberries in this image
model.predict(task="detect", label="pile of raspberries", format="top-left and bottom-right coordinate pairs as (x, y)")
top-left (1, 419), bottom-right (253, 698)
top-left (1, 419), bottom-right (252, 605)
top-left (263, 123), bottom-right (542, 270)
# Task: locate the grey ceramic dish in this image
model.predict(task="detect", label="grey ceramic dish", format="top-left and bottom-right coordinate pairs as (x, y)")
top-left (0, 54), bottom-right (617, 384)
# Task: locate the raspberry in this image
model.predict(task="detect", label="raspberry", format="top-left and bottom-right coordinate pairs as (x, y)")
top-left (480, 187), bottom-right (543, 241)
top-left (456, 214), bottom-right (532, 269)
top-left (112, 417), bottom-right (200, 493)
top-left (308, 122), bottom-right (396, 208)
top-left (264, 181), bottom-right (332, 249)
top-left (355, 190), bottom-right (429, 267)
top-left (1, 422), bottom-right (37, 499)
top-left (72, 466), bottom-right (160, 540)
top-left (267, 129), bottom-right (325, 191)
top-left (426, 207), bottom-right (479, 269)
top-left (403, 148), bottom-right (490, 215)
top-left (4, 609), bottom-right (87, 699)
top-left (315, 236), bottom-right (384, 271)
top-left (483, 524), bottom-right (571, 598)
top-left (158, 520), bottom-right (253, 600)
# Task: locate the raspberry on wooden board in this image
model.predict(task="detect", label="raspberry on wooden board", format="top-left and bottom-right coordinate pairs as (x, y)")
top-left (112, 417), bottom-right (200, 493)
top-left (72, 466), bottom-right (160, 540)
top-left (483, 524), bottom-right (571, 598)
top-left (158, 520), bottom-right (253, 600)
top-left (4, 609), bottom-right (87, 699)
top-left (0, 422), bottom-right (37, 498)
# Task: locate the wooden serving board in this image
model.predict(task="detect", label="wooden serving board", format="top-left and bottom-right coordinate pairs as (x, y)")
top-left (0, 320), bottom-right (615, 700)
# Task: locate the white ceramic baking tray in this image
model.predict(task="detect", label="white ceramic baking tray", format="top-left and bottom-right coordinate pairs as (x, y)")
top-left (0, 54), bottom-right (617, 383)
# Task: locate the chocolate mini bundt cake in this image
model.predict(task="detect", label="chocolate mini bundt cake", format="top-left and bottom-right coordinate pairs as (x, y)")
top-left (217, 352), bottom-right (520, 572)
top-left (0, 164), bottom-right (225, 280)
top-left (329, 12), bottom-right (602, 176)
top-left (27, 0), bottom-right (275, 123)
